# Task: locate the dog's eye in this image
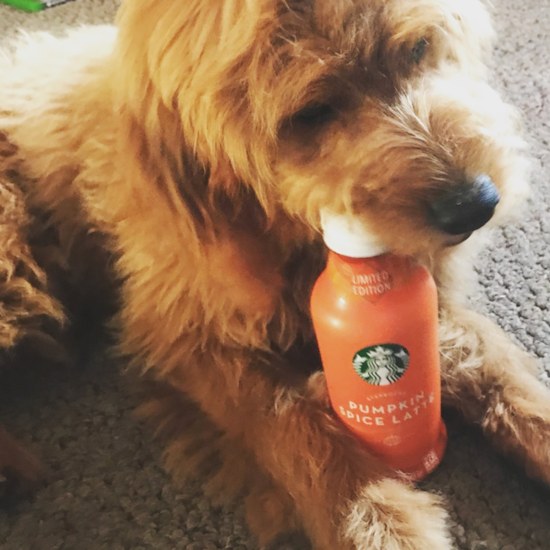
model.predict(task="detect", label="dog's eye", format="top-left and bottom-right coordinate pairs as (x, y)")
top-left (293, 104), bottom-right (336, 127)
top-left (411, 38), bottom-right (428, 64)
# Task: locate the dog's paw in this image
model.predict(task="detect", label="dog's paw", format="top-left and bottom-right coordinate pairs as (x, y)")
top-left (342, 479), bottom-right (452, 550)
top-left (478, 356), bottom-right (550, 486)
top-left (485, 400), bottom-right (550, 486)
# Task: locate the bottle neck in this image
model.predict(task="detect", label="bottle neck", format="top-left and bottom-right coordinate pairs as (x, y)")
top-left (330, 250), bottom-right (390, 262)
top-left (328, 250), bottom-right (404, 270)
top-left (320, 211), bottom-right (388, 257)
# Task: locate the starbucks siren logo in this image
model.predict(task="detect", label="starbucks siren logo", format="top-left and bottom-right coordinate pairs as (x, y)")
top-left (352, 344), bottom-right (410, 385)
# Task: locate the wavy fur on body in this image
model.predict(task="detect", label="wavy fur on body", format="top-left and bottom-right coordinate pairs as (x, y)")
top-left (0, 136), bottom-right (65, 492)
top-left (0, 1), bottom-right (549, 548)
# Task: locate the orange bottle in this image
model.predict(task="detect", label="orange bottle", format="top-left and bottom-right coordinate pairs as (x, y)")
top-left (311, 213), bottom-right (447, 480)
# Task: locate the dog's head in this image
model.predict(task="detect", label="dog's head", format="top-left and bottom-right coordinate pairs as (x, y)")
top-left (113, 0), bottom-right (528, 258)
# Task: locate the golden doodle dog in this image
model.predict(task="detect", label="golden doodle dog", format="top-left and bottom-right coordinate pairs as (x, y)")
top-left (1, 0), bottom-right (549, 547)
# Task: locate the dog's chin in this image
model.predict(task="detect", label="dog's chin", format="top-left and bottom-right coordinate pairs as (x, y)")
top-left (443, 232), bottom-right (473, 247)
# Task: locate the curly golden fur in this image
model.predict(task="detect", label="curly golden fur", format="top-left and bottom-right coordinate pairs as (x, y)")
top-left (0, 0), bottom-right (549, 548)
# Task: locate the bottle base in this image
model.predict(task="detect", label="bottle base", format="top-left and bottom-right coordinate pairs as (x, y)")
top-left (398, 421), bottom-right (447, 482)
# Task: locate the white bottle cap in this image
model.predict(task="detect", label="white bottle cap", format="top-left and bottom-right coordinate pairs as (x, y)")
top-left (320, 210), bottom-right (389, 258)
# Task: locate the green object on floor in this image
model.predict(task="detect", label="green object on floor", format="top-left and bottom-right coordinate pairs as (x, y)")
top-left (0, 0), bottom-right (74, 12)
top-left (0, 0), bottom-right (44, 12)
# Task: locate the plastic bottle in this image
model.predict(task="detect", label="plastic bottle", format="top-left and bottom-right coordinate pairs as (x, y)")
top-left (310, 212), bottom-right (447, 480)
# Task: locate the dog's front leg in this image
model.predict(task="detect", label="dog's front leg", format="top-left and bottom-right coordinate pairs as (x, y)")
top-left (162, 350), bottom-right (452, 550)
top-left (440, 303), bottom-right (550, 482)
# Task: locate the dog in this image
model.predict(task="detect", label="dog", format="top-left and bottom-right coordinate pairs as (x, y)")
top-left (0, 0), bottom-right (549, 548)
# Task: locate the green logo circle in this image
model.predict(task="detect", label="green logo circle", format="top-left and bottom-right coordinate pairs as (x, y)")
top-left (352, 344), bottom-right (410, 386)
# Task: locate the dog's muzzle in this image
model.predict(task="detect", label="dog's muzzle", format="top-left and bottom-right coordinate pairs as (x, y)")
top-left (428, 175), bottom-right (500, 236)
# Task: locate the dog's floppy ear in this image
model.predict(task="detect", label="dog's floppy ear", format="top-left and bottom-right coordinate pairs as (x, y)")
top-left (113, 104), bottom-right (207, 234)
top-left (109, 0), bottom-right (281, 231)
top-left (113, 93), bottom-right (266, 252)
top-left (111, 87), bottom-right (286, 322)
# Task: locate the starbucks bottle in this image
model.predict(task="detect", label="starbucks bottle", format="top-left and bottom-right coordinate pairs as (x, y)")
top-left (310, 212), bottom-right (447, 480)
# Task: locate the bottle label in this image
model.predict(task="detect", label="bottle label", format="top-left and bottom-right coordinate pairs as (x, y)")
top-left (352, 344), bottom-right (410, 385)
top-left (327, 254), bottom-right (412, 304)
top-left (350, 269), bottom-right (392, 300)
top-left (338, 391), bottom-right (435, 432)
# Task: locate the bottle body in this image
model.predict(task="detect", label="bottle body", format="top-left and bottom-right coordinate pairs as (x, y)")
top-left (311, 251), bottom-right (447, 480)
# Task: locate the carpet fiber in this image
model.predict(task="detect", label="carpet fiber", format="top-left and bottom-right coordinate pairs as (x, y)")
top-left (1, 1), bottom-right (550, 549)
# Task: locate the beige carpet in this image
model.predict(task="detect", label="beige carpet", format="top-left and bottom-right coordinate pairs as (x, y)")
top-left (1, 1), bottom-right (550, 549)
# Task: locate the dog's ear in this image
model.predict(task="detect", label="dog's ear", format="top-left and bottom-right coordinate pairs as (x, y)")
top-left (110, 0), bottom-right (281, 225)
top-left (113, 96), bottom-right (270, 249)
top-left (112, 98), bottom-right (286, 323)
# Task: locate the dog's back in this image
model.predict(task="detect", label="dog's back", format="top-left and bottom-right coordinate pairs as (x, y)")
top-left (0, 26), bottom-right (118, 215)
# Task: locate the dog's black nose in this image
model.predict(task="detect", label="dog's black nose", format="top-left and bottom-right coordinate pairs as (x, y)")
top-left (428, 175), bottom-right (500, 236)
